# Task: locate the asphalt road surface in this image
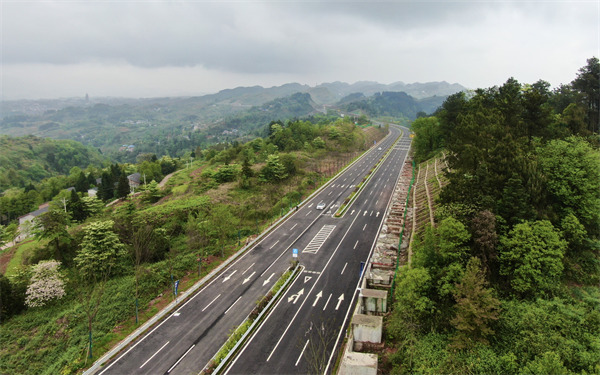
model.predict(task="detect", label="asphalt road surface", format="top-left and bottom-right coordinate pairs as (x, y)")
top-left (98, 125), bottom-right (411, 375)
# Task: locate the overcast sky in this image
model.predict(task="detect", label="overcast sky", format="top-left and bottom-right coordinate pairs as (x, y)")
top-left (1, 0), bottom-right (598, 100)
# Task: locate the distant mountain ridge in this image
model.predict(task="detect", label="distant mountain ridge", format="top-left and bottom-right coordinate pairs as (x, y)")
top-left (1, 81), bottom-right (466, 118)
top-left (0, 80), bottom-right (466, 162)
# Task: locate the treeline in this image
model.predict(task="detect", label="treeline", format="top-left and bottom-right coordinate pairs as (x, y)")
top-left (0, 153), bottom-right (180, 227)
top-left (386, 58), bottom-right (599, 373)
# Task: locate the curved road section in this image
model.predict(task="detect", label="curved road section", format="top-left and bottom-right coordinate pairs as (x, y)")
top-left (97, 125), bottom-right (411, 375)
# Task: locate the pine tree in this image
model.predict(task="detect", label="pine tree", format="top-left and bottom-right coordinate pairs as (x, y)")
top-left (115, 173), bottom-right (130, 199)
top-left (68, 189), bottom-right (86, 222)
top-left (450, 257), bottom-right (501, 350)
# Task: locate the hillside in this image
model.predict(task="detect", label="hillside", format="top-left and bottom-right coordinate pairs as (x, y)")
top-left (0, 135), bottom-right (106, 191)
top-left (0, 81), bottom-right (465, 163)
top-left (343, 91), bottom-right (447, 119)
top-left (380, 59), bottom-right (600, 374)
top-left (0, 118), bottom-right (387, 374)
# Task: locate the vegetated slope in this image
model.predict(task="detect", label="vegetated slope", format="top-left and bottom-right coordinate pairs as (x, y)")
top-left (0, 81), bottom-right (465, 164)
top-left (216, 92), bottom-right (318, 136)
top-left (0, 135), bottom-right (106, 191)
top-left (383, 58), bottom-right (600, 374)
top-left (0, 117), bottom-right (388, 375)
top-left (342, 91), bottom-right (448, 119)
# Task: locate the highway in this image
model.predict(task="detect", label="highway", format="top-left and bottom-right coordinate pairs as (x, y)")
top-left (226, 125), bottom-right (411, 374)
top-left (97, 125), bottom-right (410, 375)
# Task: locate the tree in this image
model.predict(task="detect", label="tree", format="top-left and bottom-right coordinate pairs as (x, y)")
top-left (450, 257), bottom-right (501, 350)
top-left (259, 154), bottom-right (288, 183)
top-left (68, 189), bottom-right (86, 222)
top-left (25, 260), bottom-right (66, 308)
top-left (388, 267), bottom-right (435, 369)
top-left (74, 220), bottom-right (127, 360)
top-left (537, 137), bottom-right (600, 235)
top-left (499, 220), bottom-right (566, 297)
top-left (35, 209), bottom-right (72, 264)
top-left (411, 116), bottom-right (443, 162)
top-left (74, 220), bottom-right (127, 281)
top-left (115, 172), bottom-right (130, 199)
top-left (81, 195), bottom-right (104, 218)
top-left (571, 57), bottom-right (599, 133)
top-left (132, 224), bottom-right (168, 324)
top-left (470, 210), bottom-right (498, 278)
top-left (97, 171), bottom-right (113, 201)
top-left (74, 171), bottom-right (90, 193)
top-left (312, 136), bottom-right (325, 149)
top-left (142, 180), bottom-right (162, 203)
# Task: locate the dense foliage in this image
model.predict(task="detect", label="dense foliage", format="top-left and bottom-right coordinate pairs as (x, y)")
top-left (0, 135), bottom-right (106, 191)
top-left (387, 58), bottom-right (600, 374)
top-left (344, 91), bottom-right (447, 120)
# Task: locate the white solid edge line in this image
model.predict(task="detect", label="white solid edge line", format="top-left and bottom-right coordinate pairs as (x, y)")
top-left (140, 341), bottom-right (170, 369)
top-left (167, 344), bottom-right (195, 373)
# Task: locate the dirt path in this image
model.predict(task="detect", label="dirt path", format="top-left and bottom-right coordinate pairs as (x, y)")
top-left (158, 170), bottom-right (177, 190)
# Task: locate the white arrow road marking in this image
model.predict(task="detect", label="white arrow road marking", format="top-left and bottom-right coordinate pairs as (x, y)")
top-left (296, 340), bottom-right (309, 366)
top-left (202, 294), bottom-right (221, 312)
top-left (173, 312), bottom-right (180, 317)
top-left (243, 271), bottom-right (255, 285)
top-left (312, 291), bottom-right (323, 307)
top-left (335, 294), bottom-right (345, 310)
top-left (222, 270), bottom-right (237, 282)
top-left (323, 293), bottom-right (332, 310)
top-left (341, 262), bottom-right (347, 275)
top-left (304, 276), bottom-right (312, 283)
top-left (288, 288), bottom-right (304, 304)
top-left (242, 263), bottom-right (254, 275)
top-left (140, 341), bottom-right (170, 369)
top-left (351, 209), bottom-right (355, 215)
top-left (376, 212), bottom-right (380, 218)
top-left (263, 273), bottom-right (275, 286)
top-left (363, 210), bottom-right (367, 216)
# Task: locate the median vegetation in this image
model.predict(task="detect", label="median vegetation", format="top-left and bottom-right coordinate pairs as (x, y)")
top-left (203, 261), bottom-right (300, 375)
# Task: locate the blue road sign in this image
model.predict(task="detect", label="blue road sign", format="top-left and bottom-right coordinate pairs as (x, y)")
top-left (293, 248), bottom-right (298, 258)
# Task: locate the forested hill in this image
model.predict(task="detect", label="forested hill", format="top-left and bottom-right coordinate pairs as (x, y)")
top-left (0, 81), bottom-right (464, 163)
top-left (384, 57), bottom-right (600, 374)
top-left (0, 135), bottom-right (106, 191)
top-left (342, 91), bottom-right (447, 119)
top-left (216, 92), bottom-right (318, 136)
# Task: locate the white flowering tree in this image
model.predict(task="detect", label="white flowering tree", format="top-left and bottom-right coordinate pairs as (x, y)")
top-left (25, 260), bottom-right (66, 308)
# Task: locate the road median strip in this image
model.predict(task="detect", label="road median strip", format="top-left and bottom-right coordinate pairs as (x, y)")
top-left (201, 261), bottom-right (302, 375)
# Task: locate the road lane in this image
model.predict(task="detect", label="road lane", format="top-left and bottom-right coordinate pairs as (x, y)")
top-left (226, 125), bottom-right (410, 375)
top-left (98, 126), bottom-right (406, 375)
